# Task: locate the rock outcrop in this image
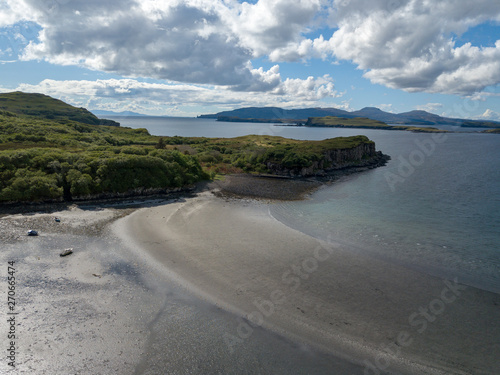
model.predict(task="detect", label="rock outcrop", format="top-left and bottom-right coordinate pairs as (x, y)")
top-left (265, 142), bottom-right (389, 177)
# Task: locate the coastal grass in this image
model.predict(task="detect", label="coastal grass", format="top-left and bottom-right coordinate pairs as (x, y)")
top-left (0, 110), bottom-right (374, 203)
top-left (0, 92), bottom-right (119, 126)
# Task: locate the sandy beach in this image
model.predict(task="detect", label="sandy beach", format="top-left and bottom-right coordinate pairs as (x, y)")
top-left (117, 191), bottom-right (500, 375)
top-left (0, 197), bottom-right (366, 374)
top-left (1, 188), bottom-right (498, 374)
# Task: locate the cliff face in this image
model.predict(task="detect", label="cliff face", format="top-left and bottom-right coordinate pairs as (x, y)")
top-left (265, 142), bottom-right (388, 177)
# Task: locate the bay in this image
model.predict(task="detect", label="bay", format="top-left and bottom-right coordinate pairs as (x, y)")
top-left (110, 116), bottom-right (500, 293)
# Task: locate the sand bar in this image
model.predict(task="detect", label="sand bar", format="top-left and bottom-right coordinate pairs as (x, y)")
top-left (117, 191), bottom-right (500, 375)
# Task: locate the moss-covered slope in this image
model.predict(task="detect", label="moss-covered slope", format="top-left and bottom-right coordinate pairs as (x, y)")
top-left (0, 92), bottom-right (119, 126)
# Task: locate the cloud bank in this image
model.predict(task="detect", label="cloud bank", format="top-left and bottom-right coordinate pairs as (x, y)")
top-left (9, 76), bottom-right (339, 115)
top-left (1, 0), bottom-right (500, 97)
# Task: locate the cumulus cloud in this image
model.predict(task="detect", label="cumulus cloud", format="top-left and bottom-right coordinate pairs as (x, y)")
top-left (325, 0), bottom-right (500, 95)
top-left (415, 102), bottom-right (444, 113)
top-left (1, 0), bottom-right (336, 97)
top-left (10, 76), bottom-right (340, 115)
top-left (231, 0), bottom-right (324, 58)
top-left (478, 109), bottom-right (500, 121)
top-left (0, 1), bottom-right (34, 27)
top-left (379, 104), bottom-right (394, 113)
top-left (274, 74), bottom-right (338, 100)
top-left (1, 0), bottom-right (500, 97)
top-left (20, 0), bottom-right (259, 87)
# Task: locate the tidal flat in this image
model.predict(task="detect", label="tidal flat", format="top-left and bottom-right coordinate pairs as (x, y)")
top-left (1, 188), bottom-right (498, 374)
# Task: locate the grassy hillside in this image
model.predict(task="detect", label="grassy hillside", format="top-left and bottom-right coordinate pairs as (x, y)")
top-left (0, 111), bottom-right (206, 202)
top-left (0, 108), bottom-right (381, 203)
top-left (0, 93), bottom-right (388, 203)
top-left (0, 92), bottom-right (119, 126)
top-left (189, 134), bottom-right (375, 175)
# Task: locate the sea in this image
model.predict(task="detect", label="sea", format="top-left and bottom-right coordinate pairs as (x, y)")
top-left (110, 116), bottom-right (500, 294)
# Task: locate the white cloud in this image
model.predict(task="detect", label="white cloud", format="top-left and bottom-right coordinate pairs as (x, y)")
top-left (9, 77), bottom-right (340, 116)
top-left (469, 91), bottom-right (500, 101)
top-left (20, 0), bottom-right (258, 87)
top-left (415, 103), bottom-right (443, 113)
top-left (275, 74), bottom-right (339, 100)
top-left (0, 1), bottom-right (34, 27)
top-left (4, 0), bottom-right (335, 96)
top-left (231, 0), bottom-right (324, 58)
top-left (325, 0), bottom-right (500, 95)
top-left (478, 109), bottom-right (500, 121)
top-left (1, 0), bottom-right (500, 97)
top-left (379, 104), bottom-right (394, 113)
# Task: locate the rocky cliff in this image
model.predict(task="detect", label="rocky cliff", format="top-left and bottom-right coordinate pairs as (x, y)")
top-left (265, 142), bottom-right (389, 177)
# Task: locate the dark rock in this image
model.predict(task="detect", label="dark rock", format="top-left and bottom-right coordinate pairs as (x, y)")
top-left (266, 143), bottom-right (390, 178)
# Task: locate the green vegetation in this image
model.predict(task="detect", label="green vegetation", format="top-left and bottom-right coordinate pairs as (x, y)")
top-left (306, 116), bottom-right (447, 132)
top-left (0, 112), bottom-right (373, 203)
top-left (189, 134), bottom-right (374, 176)
top-left (0, 92), bottom-right (119, 126)
top-left (0, 93), bottom-right (381, 203)
top-left (0, 111), bottom-right (206, 202)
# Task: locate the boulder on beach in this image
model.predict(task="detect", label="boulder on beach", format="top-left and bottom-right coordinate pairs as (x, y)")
top-left (60, 248), bottom-right (73, 257)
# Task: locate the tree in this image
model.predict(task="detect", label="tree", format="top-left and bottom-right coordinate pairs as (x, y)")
top-left (155, 137), bottom-right (166, 149)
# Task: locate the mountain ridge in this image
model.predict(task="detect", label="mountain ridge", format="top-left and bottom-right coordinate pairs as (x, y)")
top-left (199, 106), bottom-right (499, 128)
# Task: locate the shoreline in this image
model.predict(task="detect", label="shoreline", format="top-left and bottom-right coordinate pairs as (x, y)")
top-left (0, 145), bottom-right (390, 212)
top-left (115, 191), bottom-right (500, 375)
top-left (2, 200), bottom-right (365, 374)
top-left (2, 188), bottom-right (498, 374)
top-left (0, 187), bottom-right (197, 216)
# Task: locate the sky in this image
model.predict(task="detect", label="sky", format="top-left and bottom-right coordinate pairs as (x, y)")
top-left (0, 0), bottom-right (500, 119)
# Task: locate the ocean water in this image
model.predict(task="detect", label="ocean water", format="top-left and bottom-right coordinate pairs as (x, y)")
top-left (110, 116), bottom-right (500, 294)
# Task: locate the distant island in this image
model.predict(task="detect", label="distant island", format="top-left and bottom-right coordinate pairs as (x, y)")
top-left (303, 116), bottom-right (447, 132)
top-left (0, 92), bottom-right (389, 204)
top-left (199, 106), bottom-right (500, 129)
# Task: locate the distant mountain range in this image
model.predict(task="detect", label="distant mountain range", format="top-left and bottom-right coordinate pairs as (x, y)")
top-left (199, 106), bottom-right (499, 128)
top-left (91, 109), bottom-right (148, 117)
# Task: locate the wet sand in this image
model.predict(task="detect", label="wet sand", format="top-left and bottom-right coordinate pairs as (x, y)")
top-left (117, 191), bottom-right (500, 375)
top-left (1, 191), bottom-right (498, 374)
top-left (0, 201), bottom-right (367, 374)
top-left (0, 205), bottom-right (154, 374)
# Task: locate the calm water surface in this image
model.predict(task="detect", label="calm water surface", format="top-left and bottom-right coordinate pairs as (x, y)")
top-left (111, 116), bottom-right (500, 293)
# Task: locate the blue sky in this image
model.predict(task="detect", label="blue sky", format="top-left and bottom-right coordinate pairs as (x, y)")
top-left (0, 0), bottom-right (499, 119)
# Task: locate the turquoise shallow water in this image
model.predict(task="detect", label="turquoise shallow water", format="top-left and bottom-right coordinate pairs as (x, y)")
top-left (111, 116), bottom-right (500, 294)
top-left (271, 132), bottom-right (500, 294)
